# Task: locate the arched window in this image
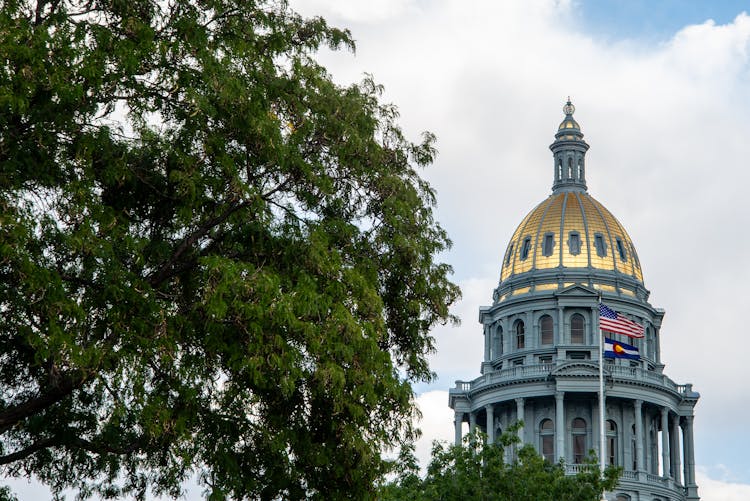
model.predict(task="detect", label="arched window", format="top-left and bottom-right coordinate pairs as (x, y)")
top-left (515, 320), bottom-right (525, 349)
top-left (571, 314), bottom-right (584, 344)
top-left (540, 419), bottom-right (554, 462)
top-left (558, 163), bottom-right (562, 180)
top-left (606, 420), bottom-right (617, 466)
top-left (572, 418), bottom-right (587, 464)
top-left (492, 326), bottom-right (503, 359)
top-left (615, 495), bottom-right (630, 501)
top-left (577, 161), bottom-right (583, 180)
top-left (567, 157), bottom-right (573, 178)
top-left (540, 315), bottom-right (553, 345)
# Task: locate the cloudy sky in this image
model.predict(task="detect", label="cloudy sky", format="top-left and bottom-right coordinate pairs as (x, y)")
top-left (9, 0), bottom-right (750, 499)
top-left (287, 0), bottom-right (750, 499)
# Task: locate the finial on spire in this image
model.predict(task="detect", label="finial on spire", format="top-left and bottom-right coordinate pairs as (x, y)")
top-left (563, 97), bottom-right (575, 116)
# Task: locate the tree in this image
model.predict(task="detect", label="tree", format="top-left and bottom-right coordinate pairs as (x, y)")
top-left (0, 1), bottom-right (460, 498)
top-left (380, 426), bottom-right (621, 501)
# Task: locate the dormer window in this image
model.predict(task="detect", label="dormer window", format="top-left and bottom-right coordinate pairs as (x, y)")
top-left (505, 243), bottom-right (514, 266)
top-left (568, 231), bottom-right (581, 255)
top-left (520, 237), bottom-right (531, 260)
top-left (594, 233), bottom-right (607, 257)
top-left (542, 233), bottom-right (555, 257)
top-left (616, 237), bottom-right (627, 262)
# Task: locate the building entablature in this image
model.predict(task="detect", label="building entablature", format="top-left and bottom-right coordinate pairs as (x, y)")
top-left (450, 361), bottom-right (695, 414)
top-left (483, 284), bottom-right (661, 322)
top-left (494, 269), bottom-right (651, 304)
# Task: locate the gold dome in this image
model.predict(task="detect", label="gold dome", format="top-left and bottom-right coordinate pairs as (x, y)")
top-left (500, 191), bottom-right (643, 284)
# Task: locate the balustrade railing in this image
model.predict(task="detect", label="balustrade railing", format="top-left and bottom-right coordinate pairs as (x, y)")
top-left (452, 361), bottom-right (692, 396)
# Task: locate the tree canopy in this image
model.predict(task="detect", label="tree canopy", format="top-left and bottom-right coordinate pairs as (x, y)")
top-left (0, 1), bottom-right (459, 498)
top-left (379, 427), bottom-right (621, 501)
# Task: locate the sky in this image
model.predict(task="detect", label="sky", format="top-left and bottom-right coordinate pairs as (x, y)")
top-left (7, 0), bottom-right (750, 499)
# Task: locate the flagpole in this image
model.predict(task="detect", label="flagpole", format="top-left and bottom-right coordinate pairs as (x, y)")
top-left (599, 326), bottom-right (605, 471)
top-left (597, 297), bottom-right (606, 501)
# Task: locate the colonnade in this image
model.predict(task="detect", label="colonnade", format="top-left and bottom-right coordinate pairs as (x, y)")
top-left (453, 395), bottom-right (698, 494)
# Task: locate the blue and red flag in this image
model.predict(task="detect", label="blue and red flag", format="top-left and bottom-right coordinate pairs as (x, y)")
top-left (603, 338), bottom-right (640, 360)
top-left (599, 303), bottom-right (644, 338)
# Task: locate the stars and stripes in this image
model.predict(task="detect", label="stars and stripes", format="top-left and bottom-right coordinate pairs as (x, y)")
top-left (598, 303), bottom-right (644, 338)
top-left (603, 338), bottom-right (640, 360)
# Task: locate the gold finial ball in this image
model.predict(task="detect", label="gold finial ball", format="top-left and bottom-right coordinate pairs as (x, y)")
top-left (563, 100), bottom-right (575, 116)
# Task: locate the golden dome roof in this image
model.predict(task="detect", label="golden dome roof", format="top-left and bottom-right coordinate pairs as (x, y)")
top-left (500, 191), bottom-right (643, 284)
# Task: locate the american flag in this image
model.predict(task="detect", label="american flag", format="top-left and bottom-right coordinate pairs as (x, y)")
top-left (599, 303), bottom-right (644, 338)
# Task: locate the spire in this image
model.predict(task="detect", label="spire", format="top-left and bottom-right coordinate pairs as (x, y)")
top-left (550, 98), bottom-right (589, 192)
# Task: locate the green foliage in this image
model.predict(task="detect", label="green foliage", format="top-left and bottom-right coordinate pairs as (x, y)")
top-left (380, 425), bottom-right (621, 501)
top-left (0, 1), bottom-right (459, 499)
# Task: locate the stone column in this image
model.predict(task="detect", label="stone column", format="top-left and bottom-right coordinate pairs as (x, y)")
top-left (684, 415), bottom-right (698, 498)
top-left (555, 392), bottom-right (565, 461)
top-left (486, 405), bottom-right (495, 444)
top-left (634, 400), bottom-right (644, 472)
top-left (526, 311), bottom-right (534, 348)
top-left (516, 397), bottom-right (525, 443)
top-left (672, 415), bottom-right (682, 484)
top-left (454, 411), bottom-right (463, 446)
top-left (557, 307), bottom-right (564, 345)
top-left (484, 324), bottom-right (491, 361)
top-left (502, 319), bottom-right (510, 354)
top-left (661, 407), bottom-right (670, 478)
top-left (590, 305), bottom-right (598, 345)
top-left (469, 411), bottom-right (477, 436)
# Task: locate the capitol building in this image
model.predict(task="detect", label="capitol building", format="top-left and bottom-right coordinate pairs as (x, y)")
top-left (449, 101), bottom-right (700, 501)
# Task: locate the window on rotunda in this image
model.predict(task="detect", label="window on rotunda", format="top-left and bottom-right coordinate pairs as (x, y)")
top-left (570, 314), bottom-right (585, 344)
top-left (542, 233), bottom-right (555, 257)
top-left (568, 231), bottom-right (581, 255)
top-left (515, 320), bottom-right (525, 349)
top-left (540, 315), bottom-right (553, 345)
top-left (594, 233), bottom-right (607, 257)
top-left (540, 419), bottom-right (554, 462)
top-left (572, 418), bottom-right (587, 464)
top-left (606, 420), bottom-right (618, 466)
top-left (492, 326), bottom-right (503, 359)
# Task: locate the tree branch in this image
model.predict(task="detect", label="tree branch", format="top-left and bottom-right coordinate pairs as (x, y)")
top-left (0, 371), bottom-right (89, 432)
top-left (148, 201), bottom-right (248, 286)
top-left (0, 437), bottom-right (59, 465)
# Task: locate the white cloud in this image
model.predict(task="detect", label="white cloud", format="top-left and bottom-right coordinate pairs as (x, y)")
top-left (412, 391), bottom-right (455, 468)
top-left (291, 0), bottom-right (417, 23)
top-left (288, 0), bottom-right (750, 490)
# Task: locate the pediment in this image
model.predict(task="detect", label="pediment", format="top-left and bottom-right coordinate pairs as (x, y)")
top-left (554, 284), bottom-right (598, 298)
top-left (550, 361), bottom-right (607, 377)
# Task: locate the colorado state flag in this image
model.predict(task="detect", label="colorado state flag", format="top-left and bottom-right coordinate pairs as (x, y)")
top-left (604, 338), bottom-right (640, 360)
